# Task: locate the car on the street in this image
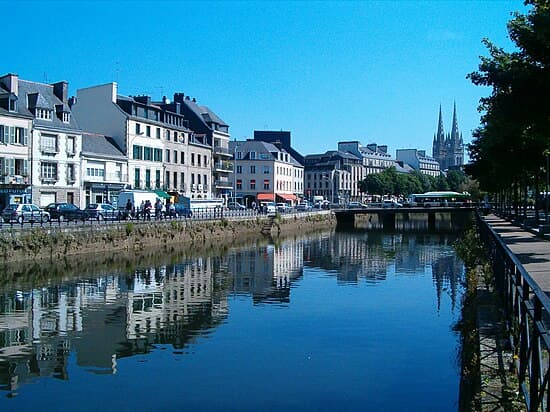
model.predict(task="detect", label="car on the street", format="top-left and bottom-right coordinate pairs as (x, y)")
top-left (276, 203), bottom-right (292, 213)
top-left (228, 202), bottom-right (246, 210)
top-left (347, 202), bottom-right (369, 209)
top-left (84, 203), bottom-right (120, 221)
top-left (382, 200), bottom-right (403, 208)
top-left (174, 203), bottom-right (193, 218)
top-left (44, 203), bottom-right (87, 222)
top-left (2, 203), bottom-right (50, 224)
top-left (295, 202), bottom-right (312, 211)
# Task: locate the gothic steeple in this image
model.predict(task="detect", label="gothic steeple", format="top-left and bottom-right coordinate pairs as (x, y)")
top-left (450, 101), bottom-right (459, 144)
top-left (436, 104), bottom-right (445, 143)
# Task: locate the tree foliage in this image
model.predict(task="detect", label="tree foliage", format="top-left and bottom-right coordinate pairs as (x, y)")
top-left (467, 1), bottom-right (550, 196)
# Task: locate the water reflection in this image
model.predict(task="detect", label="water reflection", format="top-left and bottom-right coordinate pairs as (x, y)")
top-left (0, 230), bottom-right (464, 402)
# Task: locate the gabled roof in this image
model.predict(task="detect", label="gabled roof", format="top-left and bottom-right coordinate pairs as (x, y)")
top-left (229, 140), bottom-right (302, 167)
top-left (200, 105), bottom-right (228, 126)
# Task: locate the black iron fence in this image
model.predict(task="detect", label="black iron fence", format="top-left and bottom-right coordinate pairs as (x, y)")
top-left (478, 212), bottom-right (550, 411)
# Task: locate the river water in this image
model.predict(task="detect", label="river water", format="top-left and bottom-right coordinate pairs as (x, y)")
top-left (0, 230), bottom-right (464, 411)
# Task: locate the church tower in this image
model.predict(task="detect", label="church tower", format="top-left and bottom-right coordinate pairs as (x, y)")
top-left (432, 103), bottom-right (464, 170)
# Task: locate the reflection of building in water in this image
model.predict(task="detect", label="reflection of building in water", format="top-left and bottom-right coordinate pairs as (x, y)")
top-left (0, 258), bottom-right (229, 394)
top-left (303, 232), bottom-right (392, 283)
top-left (304, 232), bottom-right (463, 308)
top-left (229, 240), bottom-right (303, 304)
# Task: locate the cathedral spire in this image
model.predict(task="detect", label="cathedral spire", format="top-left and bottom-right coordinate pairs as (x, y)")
top-left (436, 104), bottom-right (445, 143)
top-left (450, 101), bottom-right (459, 143)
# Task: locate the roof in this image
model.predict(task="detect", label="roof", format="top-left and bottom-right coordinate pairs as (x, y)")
top-left (82, 133), bottom-right (126, 159)
top-left (199, 105), bottom-right (228, 127)
top-left (229, 140), bottom-right (302, 167)
top-left (17, 79), bottom-right (80, 131)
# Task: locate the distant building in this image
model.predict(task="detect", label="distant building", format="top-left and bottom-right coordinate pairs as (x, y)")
top-left (395, 148), bottom-right (440, 177)
top-left (253, 130), bottom-right (304, 165)
top-left (432, 103), bottom-right (464, 170)
top-left (304, 150), bottom-right (363, 204)
top-left (337, 141), bottom-right (394, 175)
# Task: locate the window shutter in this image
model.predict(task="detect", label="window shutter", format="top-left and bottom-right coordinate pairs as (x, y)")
top-left (23, 129), bottom-right (28, 146)
top-left (9, 127), bottom-right (15, 144)
top-left (0, 125), bottom-right (4, 144)
top-left (8, 158), bottom-right (15, 175)
top-left (23, 160), bottom-right (28, 176)
top-left (3, 158), bottom-right (9, 175)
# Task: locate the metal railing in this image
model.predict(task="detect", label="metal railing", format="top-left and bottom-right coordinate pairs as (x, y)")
top-left (478, 212), bottom-right (550, 411)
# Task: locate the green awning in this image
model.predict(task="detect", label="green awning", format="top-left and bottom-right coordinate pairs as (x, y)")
top-left (154, 190), bottom-right (171, 199)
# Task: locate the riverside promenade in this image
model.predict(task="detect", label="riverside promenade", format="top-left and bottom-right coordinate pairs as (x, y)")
top-left (479, 213), bottom-right (550, 411)
top-left (483, 213), bottom-right (550, 292)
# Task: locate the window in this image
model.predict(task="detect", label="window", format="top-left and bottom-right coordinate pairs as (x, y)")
top-left (165, 149), bottom-right (171, 163)
top-left (155, 170), bottom-right (160, 188)
top-left (236, 165), bottom-right (242, 174)
top-left (134, 168), bottom-right (140, 188)
top-left (146, 125), bottom-right (151, 137)
top-left (250, 179), bottom-right (256, 190)
top-left (156, 128), bottom-right (161, 139)
top-left (180, 152), bottom-right (185, 164)
top-left (36, 109), bottom-right (52, 120)
top-left (0, 126), bottom-right (28, 146)
top-left (153, 148), bottom-right (163, 162)
top-left (67, 164), bottom-right (76, 183)
top-left (263, 179), bottom-right (270, 190)
top-left (250, 165), bottom-right (256, 174)
top-left (165, 171), bottom-right (170, 188)
top-left (191, 153), bottom-right (195, 165)
top-left (41, 134), bottom-right (58, 153)
top-left (62, 112), bottom-right (71, 123)
top-left (236, 151), bottom-right (242, 160)
top-left (86, 165), bottom-right (105, 178)
top-left (8, 97), bottom-right (16, 112)
top-left (165, 130), bottom-right (171, 141)
top-left (67, 136), bottom-right (76, 155)
top-left (180, 172), bottom-right (185, 190)
top-left (135, 123), bottom-right (141, 135)
top-left (236, 179), bottom-right (242, 190)
top-left (263, 165), bottom-right (270, 174)
top-left (197, 154), bottom-right (201, 167)
top-left (144, 147), bottom-right (153, 161)
top-left (133, 145), bottom-right (143, 160)
top-left (249, 151), bottom-right (256, 160)
top-left (173, 150), bottom-right (177, 163)
top-left (173, 172), bottom-right (177, 189)
top-left (145, 169), bottom-right (151, 188)
top-left (41, 162), bottom-right (57, 181)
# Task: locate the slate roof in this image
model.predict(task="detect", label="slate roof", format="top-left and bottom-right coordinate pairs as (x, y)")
top-left (82, 133), bottom-right (126, 159)
top-left (200, 105), bottom-right (228, 127)
top-left (17, 79), bottom-right (80, 131)
top-left (229, 140), bottom-right (302, 167)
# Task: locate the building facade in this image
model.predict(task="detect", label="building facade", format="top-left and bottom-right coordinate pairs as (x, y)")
top-left (0, 74), bottom-right (33, 209)
top-left (432, 104), bottom-right (465, 171)
top-left (229, 139), bottom-right (303, 206)
top-left (395, 148), bottom-right (441, 177)
top-left (304, 150), bottom-right (363, 204)
top-left (338, 141), bottom-right (394, 176)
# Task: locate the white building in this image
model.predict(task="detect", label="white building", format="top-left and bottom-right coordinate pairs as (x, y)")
top-left (72, 83), bottom-right (213, 199)
top-left (229, 139), bottom-right (303, 206)
top-left (395, 148), bottom-right (441, 177)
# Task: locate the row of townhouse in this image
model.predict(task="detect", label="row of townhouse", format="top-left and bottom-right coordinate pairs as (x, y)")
top-left (0, 74), bottom-right (231, 209)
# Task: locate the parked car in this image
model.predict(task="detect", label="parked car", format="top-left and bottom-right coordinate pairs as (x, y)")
top-left (84, 203), bottom-right (120, 220)
top-left (276, 203), bottom-right (292, 213)
top-left (44, 203), bottom-right (87, 222)
top-left (2, 203), bottom-right (50, 224)
top-left (382, 200), bottom-right (403, 208)
top-left (228, 201), bottom-right (246, 210)
top-left (347, 202), bottom-right (369, 209)
top-left (263, 202), bottom-right (277, 216)
top-left (295, 202), bottom-right (312, 211)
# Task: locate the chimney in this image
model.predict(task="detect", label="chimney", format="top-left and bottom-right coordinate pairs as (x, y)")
top-left (1, 73), bottom-right (19, 96)
top-left (134, 95), bottom-right (151, 105)
top-left (173, 93), bottom-right (184, 103)
top-left (68, 96), bottom-right (77, 108)
top-left (192, 97), bottom-right (196, 103)
top-left (52, 81), bottom-right (68, 103)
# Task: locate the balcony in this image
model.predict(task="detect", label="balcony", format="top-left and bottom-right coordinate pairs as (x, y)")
top-left (214, 161), bottom-right (234, 172)
top-left (2, 175), bottom-right (29, 185)
top-left (213, 146), bottom-right (231, 156)
top-left (214, 179), bottom-right (233, 189)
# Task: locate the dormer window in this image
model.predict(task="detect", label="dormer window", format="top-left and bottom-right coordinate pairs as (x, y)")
top-left (8, 95), bottom-right (17, 112)
top-left (62, 112), bottom-right (71, 123)
top-left (36, 109), bottom-right (52, 120)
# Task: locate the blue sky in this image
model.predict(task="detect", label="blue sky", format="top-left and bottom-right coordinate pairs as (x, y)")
top-left (4, 1), bottom-right (523, 158)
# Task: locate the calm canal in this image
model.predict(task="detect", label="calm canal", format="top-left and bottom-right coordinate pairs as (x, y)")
top-left (0, 230), bottom-right (465, 411)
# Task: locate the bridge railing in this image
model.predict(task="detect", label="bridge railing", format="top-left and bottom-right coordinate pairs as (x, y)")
top-left (478, 212), bottom-right (550, 411)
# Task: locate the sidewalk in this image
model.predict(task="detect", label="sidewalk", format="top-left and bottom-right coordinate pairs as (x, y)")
top-left (483, 214), bottom-right (550, 293)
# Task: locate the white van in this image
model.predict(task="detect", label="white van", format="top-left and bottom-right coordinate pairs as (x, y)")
top-left (117, 190), bottom-right (160, 217)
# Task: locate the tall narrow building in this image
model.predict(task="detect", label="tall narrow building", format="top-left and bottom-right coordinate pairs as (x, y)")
top-left (432, 103), bottom-right (464, 170)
